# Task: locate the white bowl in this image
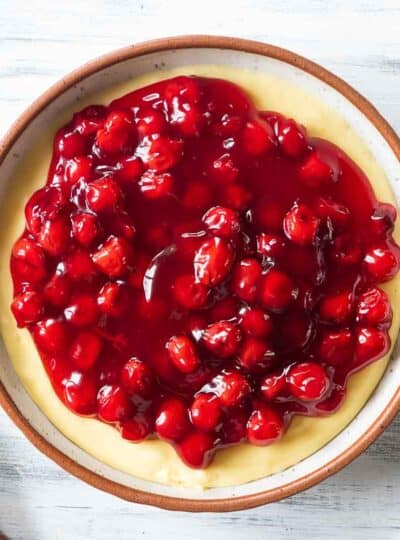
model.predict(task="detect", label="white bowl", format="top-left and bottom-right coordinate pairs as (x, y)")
top-left (1, 36), bottom-right (400, 511)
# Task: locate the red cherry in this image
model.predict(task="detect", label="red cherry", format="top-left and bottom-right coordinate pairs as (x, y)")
top-left (165, 76), bottom-right (201, 105)
top-left (44, 272), bottom-right (72, 307)
top-left (259, 269), bottom-right (295, 311)
top-left (363, 245), bottom-right (399, 282)
top-left (172, 273), bottom-right (209, 309)
top-left (177, 431), bottom-right (215, 468)
top-left (96, 110), bottom-right (135, 154)
top-left (116, 156), bottom-right (143, 183)
top-left (166, 335), bottom-right (200, 374)
top-left (202, 206), bottom-right (240, 238)
top-left (355, 326), bottom-right (390, 365)
top-left (170, 101), bottom-right (205, 137)
top-left (121, 357), bottom-right (154, 398)
top-left (202, 321), bottom-right (242, 359)
top-left (65, 156), bottom-right (93, 186)
top-left (193, 237), bottom-right (234, 287)
top-left (92, 235), bottom-right (133, 278)
top-left (64, 248), bottom-right (98, 281)
top-left (57, 130), bottom-right (90, 159)
top-left (33, 318), bottom-right (70, 354)
top-left (25, 185), bottom-right (67, 236)
top-left (191, 393), bottom-right (222, 432)
top-left (215, 371), bottom-right (250, 407)
top-left (260, 372), bottom-right (286, 400)
top-left (63, 372), bottom-right (98, 415)
top-left (142, 136), bottom-right (183, 172)
top-left (211, 154), bottom-right (239, 183)
top-left (315, 197), bottom-right (350, 231)
top-left (86, 177), bottom-right (122, 212)
top-left (277, 118), bottom-right (308, 159)
top-left (12, 238), bottom-right (47, 284)
top-left (64, 293), bottom-right (99, 327)
top-left (155, 397), bottom-right (190, 442)
top-left (121, 412), bottom-right (153, 442)
top-left (242, 119), bottom-right (275, 156)
top-left (97, 281), bottom-right (131, 317)
top-left (97, 384), bottom-right (134, 423)
top-left (240, 307), bottom-right (272, 338)
top-left (287, 362), bottom-right (330, 401)
top-left (247, 406), bottom-right (284, 445)
top-left (138, 170), bottom-right (174, 199)
top-left (231, 258), bottom-right (262, 302)
top-left (356, 287), bottom-right (392, 326)
top-left (210, 112), bottom-right (242, 137)
top-left (71, 212), bottom-right (101, 247)
top-left (37, 216), bottom-right (70, 256)
top-left (284, 203), bottom-right (319, 246)
top-left (299, 150), bottom-right (334, 188)
top-left (237, 336), bottom-right (274, 372)
top-left (136, 108), bottom-right (167, 138)
top-left (70, 330), bottom-right (103, 371)
top-left (256, 233), bottom-right (286, 259)
top-left (11, 291), bottom-right (44, 328)
top-left (317, 328), bottom-right (353, 366)
top-left (73, 104), bottom-right (106, 136)
top-left (319, 290), bottom-right (353, 324)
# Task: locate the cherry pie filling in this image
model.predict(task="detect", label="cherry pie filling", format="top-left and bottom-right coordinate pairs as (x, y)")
top-left (10, 75), bottom-right (400, 469)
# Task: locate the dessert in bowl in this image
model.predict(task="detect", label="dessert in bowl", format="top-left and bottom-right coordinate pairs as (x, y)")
top-left (1, 37), bottom-right (400, 510)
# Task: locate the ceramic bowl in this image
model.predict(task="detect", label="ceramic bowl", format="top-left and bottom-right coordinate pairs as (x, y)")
top-left (1, 36), bottom-right (400, 512)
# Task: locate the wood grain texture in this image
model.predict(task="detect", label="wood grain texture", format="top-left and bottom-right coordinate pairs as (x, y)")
top-left (1, 1), bottom-right (400, 538)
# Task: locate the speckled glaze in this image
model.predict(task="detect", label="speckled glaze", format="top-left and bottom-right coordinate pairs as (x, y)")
top-left (1, 36), bottom-right (400, 512)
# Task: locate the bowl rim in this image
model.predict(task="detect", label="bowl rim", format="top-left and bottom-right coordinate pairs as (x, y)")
top-left (1, 34), bottom-right (400, 512)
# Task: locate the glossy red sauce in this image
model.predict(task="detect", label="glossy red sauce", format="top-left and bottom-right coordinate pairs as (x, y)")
top-left (10, 76), bottom-right (400, 468)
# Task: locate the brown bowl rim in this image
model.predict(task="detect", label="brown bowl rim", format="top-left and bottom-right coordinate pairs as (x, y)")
top-left (1, 35), bottom-right (400, 512)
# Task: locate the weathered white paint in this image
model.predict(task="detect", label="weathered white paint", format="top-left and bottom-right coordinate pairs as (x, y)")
top-left (1, 1), bottom-right (400, 538)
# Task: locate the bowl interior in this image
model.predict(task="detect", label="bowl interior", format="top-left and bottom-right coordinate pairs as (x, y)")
top-left (1, 45), bottom-right (400, 503)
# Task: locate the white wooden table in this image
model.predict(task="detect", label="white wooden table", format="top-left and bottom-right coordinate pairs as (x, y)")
top-left (1, 1), bottom-right (400, 538)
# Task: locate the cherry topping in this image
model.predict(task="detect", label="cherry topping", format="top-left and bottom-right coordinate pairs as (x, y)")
top-left (9, 75), bottom-right (400, 469)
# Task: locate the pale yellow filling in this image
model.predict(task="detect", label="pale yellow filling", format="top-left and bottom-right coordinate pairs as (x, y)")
top-left (0, 65), bottom-right (399, 489)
